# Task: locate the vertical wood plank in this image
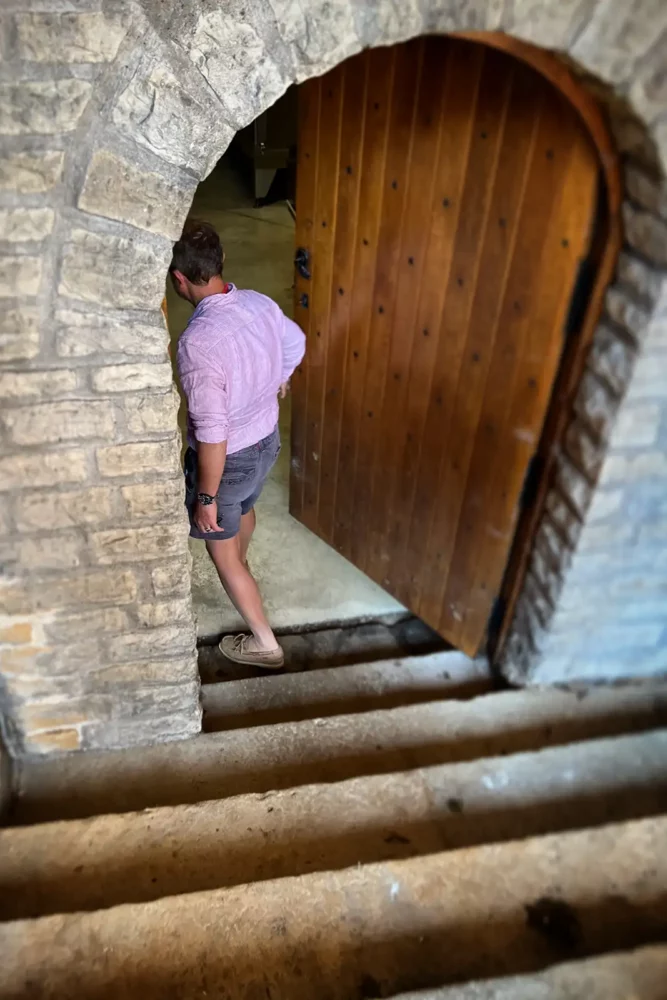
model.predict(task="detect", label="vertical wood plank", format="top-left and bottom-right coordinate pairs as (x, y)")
top-left (417, 50), bottom-right (519, 630)
top-left (351, 39), bottom-right (424, 571)
top-left (390, 39), bottom-right (484, 608)
top-left (317, 54), bottom-right (368, 543)
top-left (364, 37), bottom-right (451, 589)
top-left (300, 67), bottom-right (345, 532)
top-left (458, 111), bottom-right (598, 652)
top-left (332, 47), bottom-right (397, 559)
top-left (402, 47), bottom-right (512, 619)
top-left (290, 78), bottom-right (321, 520)
top-left (422, 61), bottom-right (544, 640)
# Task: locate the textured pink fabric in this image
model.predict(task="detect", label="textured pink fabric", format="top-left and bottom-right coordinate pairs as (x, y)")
top-left (176, 285), bottom-right (306, 454)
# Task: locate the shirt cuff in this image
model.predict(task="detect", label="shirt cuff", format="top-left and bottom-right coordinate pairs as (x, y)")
top-left (192, 422), bottom-right (229, 445)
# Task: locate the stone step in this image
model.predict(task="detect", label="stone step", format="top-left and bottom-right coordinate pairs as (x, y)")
top-left (198, 614), bottom-right (446, 682)
top-left (1, 817), bottom-right (665, 998)
top-left (387, 946), bottom-right (667, 999)
top-left (12, 682), bottom-right (667, 824)
top-left (2, 729), bottom-right (666, 920)
top-left (202, 651), bottom-right (492, 731)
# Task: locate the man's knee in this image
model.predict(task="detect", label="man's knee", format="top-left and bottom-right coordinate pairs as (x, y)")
top-left (206, 536), bottom-right (242, 566)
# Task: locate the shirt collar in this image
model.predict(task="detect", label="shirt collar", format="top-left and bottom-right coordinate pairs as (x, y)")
top-left (191, 284), bottom-right (237, 319)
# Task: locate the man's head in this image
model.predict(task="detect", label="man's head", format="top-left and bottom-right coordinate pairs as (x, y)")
top-left (169, 220), bottom-right (225, 304)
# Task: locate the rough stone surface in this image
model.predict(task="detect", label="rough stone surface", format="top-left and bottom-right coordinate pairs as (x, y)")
top-left (0, 208), bottom-right (55, 243)
top-left (14, 683), bottom-right (667, 822)
top-left (1, 728), bottom-right (664, 918)
top-left (79, 150), bottom-right (195, 239)
top-left (0, 368), bottom-right (76, 400)
top-left (570, 0), bottom-right (667, 84)
top-left (624, 164), bottom-right (667, 218)
top-left (15, 487), bottom-right (115, 532)
top-left (0, 151), bottom-right (64, 194)
top-left (59, 229), bottom-right (170, 310)
top-left (55, 308), bottom-right (168, 359)
top-left (0, 816), bottom-right (664, 997)
top-left (185, 8), bottom-right (293, 129)
top-left (14, 12), bottom-right (127, 63)
top-left (511, 0), bottom-right (598, 50)
top-left (0, 79), bottom-right (91, 134)
top-left (124, 389), bottom-right (179, 434)
top-left (2, 0), bottom-right (667, 752)
top-left (0, 306), bottom-right (41, 362)
top-left (623, 203), bottom-right (667, 268)
top-left (0, 256), bottom-right (42, 297)
top-left (122, 478), bottom-right (184, 520)
top-left (152, 561), bottom-right (192, 598)
top-left (90, 524), bottom-right (188, 566)
top-left (392, 949), bottom-right (667, 1000)
top-left (113, 61), bottom-right (234, 175)
top-left (91, 362), bottom-right (173, 394)
top-left (0, 449), bottom-right (88, 492)
top-left (202, 651), bottom-right (490, 730)
top-left (2, 400), bottom-right (115, 446)
top-left (96, 438), bottom-right (181, 479)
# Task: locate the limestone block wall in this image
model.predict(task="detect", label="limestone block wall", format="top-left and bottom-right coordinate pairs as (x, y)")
top-left (0, 3), bottom-right (202, 754)
top-left (0, 0), bottom-right (666, 754)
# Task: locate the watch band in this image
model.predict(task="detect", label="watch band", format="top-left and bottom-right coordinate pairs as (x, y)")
top-left (197, 492), bottom-right (216, 506)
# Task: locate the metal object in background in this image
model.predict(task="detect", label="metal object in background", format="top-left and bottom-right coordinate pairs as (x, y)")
top-left (294, 247), bottom-right (311, 280)
top-left (234, 87), bottom-right (297, 204)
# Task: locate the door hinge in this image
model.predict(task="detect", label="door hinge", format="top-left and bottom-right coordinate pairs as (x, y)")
top-left (519, 454), bottom-right (543, 511)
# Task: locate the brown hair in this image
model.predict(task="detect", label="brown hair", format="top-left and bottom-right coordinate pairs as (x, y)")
top-left (169, 220), bottom-right (223, 284)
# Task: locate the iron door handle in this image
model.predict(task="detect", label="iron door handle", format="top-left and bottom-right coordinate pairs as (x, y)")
top-left (295, 247), bottom-right (311, 280)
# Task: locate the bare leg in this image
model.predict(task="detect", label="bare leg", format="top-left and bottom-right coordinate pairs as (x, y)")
top-left (239, 507), bottom-right (256, 568)
top-left (206, 534), bottom-right (277, 651)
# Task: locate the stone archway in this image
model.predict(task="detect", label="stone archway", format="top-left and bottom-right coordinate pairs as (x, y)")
top-left (1, 0), bottom-right (666, 754)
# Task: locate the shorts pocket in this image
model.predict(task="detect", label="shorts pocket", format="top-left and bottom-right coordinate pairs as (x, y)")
top-left (184, 448), bottom-right (198, 499)
top-left (222, 456), bottom-right (256, 488)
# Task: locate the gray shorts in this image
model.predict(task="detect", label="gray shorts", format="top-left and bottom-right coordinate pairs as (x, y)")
top-left (184, 426), bottom-right (280, 541)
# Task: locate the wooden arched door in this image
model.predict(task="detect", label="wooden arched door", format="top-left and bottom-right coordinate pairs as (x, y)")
top-left (290, 35), bottom-right (599, 656)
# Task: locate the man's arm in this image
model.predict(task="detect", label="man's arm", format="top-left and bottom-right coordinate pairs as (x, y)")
top-left (177, 343), bottom-right (230, 533)
top-left (197, 441), bottom-right (227, 496)
top-left (281, 313), bottom-right (306, 384)
top-left (193, 440), bottom-right (227, 534)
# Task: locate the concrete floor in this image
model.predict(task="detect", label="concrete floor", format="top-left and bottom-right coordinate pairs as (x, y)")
top-left (166, 158), bottom-right (404, 639)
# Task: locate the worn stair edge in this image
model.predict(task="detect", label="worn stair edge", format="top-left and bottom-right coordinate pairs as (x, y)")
top-left (12, 682), bottom-right (667, 824)
top-left (202, 651), bottom-right (492, 731)
top-left (386, 946), bottom-right (667, 1000)
top-left (198, 614), bottom-right (446, 681)
top-left (2, 729), bottom-right (666, 920)
top-left (1, 817), bottom-right (666, 999)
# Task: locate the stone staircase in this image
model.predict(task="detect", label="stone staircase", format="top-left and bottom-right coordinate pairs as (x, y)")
top-left (1, 640), bottom-right (667, 998)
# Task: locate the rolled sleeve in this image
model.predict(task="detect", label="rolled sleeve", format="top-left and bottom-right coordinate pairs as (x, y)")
top-left (180, 369), bottom-right (229, 444)
top-left (281, 313), bottom-right (306, 383)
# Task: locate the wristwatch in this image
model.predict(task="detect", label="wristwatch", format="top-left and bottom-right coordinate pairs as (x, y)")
top-left (197, 492), bottom-right (216, 506)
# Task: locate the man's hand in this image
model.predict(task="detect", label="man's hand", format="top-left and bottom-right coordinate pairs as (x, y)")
top-left (279, 381), bottom-right (290, 399)
top-left (194, 500), bottom-right (222, 534)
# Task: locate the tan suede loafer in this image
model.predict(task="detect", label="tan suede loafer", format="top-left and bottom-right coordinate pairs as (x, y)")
top-left (219, 633), bottom-right (285, 669)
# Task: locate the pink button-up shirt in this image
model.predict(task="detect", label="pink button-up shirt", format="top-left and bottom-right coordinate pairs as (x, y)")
top-left (177, 285), bottom-right (306, 454)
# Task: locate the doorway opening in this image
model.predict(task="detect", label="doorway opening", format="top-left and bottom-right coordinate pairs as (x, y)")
top-left (165, 93), bottom-right (409, 647)
top-left (166, 33), bottom-right (618, 669)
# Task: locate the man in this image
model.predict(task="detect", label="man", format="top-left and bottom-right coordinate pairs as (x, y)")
top-left (169, 220), bottom-right (305, 668)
